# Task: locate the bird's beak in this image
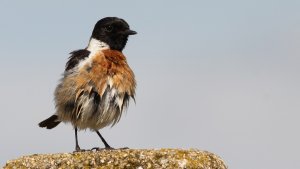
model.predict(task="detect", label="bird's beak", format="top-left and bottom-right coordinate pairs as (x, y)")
top-left (124, 29), bottom-right (137, 35)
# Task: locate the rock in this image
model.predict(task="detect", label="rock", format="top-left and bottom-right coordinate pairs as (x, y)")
top-left (4, 148), bottom-right (227, 169)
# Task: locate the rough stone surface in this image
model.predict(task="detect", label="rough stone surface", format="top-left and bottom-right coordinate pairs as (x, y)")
top-left (4, 149), bottom-right (227, 169)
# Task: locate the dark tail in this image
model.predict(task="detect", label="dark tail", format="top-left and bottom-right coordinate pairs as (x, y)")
top-left (38, 115), bottom-right (61, 129)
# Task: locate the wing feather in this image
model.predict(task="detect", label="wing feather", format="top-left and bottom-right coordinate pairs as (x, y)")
top-left (66, 49), bottom-right (90, 71)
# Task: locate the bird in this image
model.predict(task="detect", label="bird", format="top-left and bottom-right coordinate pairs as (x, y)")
top-left (38, 17), bottom-right (137, 152)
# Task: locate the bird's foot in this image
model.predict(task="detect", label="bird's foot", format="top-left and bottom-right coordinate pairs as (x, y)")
top-left (73, 145), bottom-right (90, 153)
top-left (91, 146), bottom-right (115, 151)
top-left (91, 147), bottom-right (129, 151)
top-left (73, 149), bottom-right (89, 153)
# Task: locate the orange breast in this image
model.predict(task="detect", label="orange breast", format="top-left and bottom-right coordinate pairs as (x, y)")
top-left (76, 49), bottom-right (136, 97)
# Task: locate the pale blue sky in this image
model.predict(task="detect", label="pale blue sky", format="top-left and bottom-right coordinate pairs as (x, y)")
top-left (1, 1), bottom-right (300, 168)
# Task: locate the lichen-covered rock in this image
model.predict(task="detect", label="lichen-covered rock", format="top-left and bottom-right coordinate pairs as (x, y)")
top-left (4, 148), bottom-right (227, 169)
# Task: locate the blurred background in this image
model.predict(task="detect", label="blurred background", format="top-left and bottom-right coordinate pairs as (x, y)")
top-left (0, 1), bottom-right (299, 168)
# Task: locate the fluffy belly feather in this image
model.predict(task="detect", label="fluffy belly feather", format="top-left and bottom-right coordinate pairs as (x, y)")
top-left (54, 50), bottom-right (135, 130)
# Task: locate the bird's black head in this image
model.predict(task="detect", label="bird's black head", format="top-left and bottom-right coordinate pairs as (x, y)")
top-left (91, 17), bottom-right (137, 51)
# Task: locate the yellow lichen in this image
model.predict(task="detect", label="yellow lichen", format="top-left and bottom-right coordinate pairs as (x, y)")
top-left (4, 149), bottom-right (227, 169)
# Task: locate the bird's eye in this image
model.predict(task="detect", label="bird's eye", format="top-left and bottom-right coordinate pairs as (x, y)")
top-left (105, 25), bottom-right (113, 32)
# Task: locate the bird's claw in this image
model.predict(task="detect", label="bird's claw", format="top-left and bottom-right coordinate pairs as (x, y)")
top-left (91, 146), bottom-right (129, 151)
top-left (91, 147), bottom-right (115, 151)
top-left (73, 149), bottom-right (89, 153)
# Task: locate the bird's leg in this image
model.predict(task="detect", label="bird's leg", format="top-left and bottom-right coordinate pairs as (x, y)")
top-left (96, 130), bottom-right (113, 149)
top-left (73, 127), bottom-right (85, 152)
top-left (91, 130), bottom-right (114, 151)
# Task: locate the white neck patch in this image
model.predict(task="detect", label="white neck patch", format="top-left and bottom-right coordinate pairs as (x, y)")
top-left (75, 38), bottom-right (109, 71)
top-left (87, 38), bottom-right (109, 53)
